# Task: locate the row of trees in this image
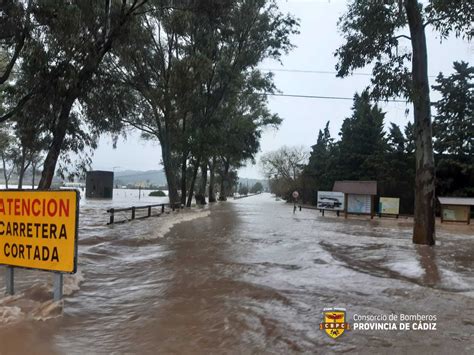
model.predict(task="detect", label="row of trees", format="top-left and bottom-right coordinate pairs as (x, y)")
top-left (237, 182), bottom-right (263, 196)
top-left (263, 60), bottom-right (473, 220)
top-left (0, 124), bottom-right (43, 188)
top-left (0, 1), bottom-right (298, 206)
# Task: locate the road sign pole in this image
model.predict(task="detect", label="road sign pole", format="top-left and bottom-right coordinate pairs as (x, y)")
top-left (5, 266), bottom-right (14, 295)
top-left (53, 272), bottom-right (63, 301)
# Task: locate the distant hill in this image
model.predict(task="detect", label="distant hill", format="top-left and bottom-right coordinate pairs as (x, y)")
top-left (1, 167), bottom-right (268, 191)
top-left (113, 170), bottom-right (268, 190)
top-left (114, 170), bottom-right (167, 187)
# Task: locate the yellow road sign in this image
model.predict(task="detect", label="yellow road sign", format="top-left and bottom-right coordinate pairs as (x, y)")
top-left (0, 190), bottom-right (79, 273)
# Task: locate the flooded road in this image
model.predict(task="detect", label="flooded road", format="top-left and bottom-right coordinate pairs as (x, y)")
top-left (0, 193), bottom-right (473, 354)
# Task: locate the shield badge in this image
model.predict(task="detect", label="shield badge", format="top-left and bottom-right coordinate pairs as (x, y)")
top-left (319, 307), bottom-right (350, 339)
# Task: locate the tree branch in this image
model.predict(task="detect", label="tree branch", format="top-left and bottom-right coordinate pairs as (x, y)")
top-left (0, 92), bottom-right (35, 123)
top-left (423, 15), bottom-right (450, 28)
top-left (0, 0), bottom-right (32, 85)
top-left (0, 34), bottom-right (25, 84)
top-left (394, 34), bottom-right (412, 41)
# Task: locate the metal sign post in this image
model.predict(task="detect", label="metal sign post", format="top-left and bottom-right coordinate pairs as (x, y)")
top-left (5, 266), bottom-right (14, 295)
top-left (53, 272), bottom-right (63, 301)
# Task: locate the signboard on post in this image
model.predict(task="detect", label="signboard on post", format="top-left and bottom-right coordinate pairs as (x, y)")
top-left (0, 190), bottom-right (79, 273)
top-left (379, 197), bottom-right (400, 215)
top-left (442, 205), bottom-right (469, 222)
top-left (347, 194), bottom-right (371, 214)
top-left (317, 191), bottom-right (345, 211)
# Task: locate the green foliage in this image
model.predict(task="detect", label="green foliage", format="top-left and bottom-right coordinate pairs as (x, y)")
top-left (337, 91), bottom-right (387, 181)
top-left (250, 182), bottom-right (263, 194)
top-left (1, 0), bottom-right (297, 195)
top-left (432, 61), bottom-right (473, 157)
top-left (335, 0), bottom-right (473, 101)
top-left (149, 190), bottom-right (166, 197)
top-left (432, 61), bottom-right (473, 197)
top-left (109, 1), bottom-right (296, 202)
top-left (238, 184), bottom-right (249, 196)
top-left (1, 0), bottom-right (151, 187)
top-left (299, 87), bottom-right (472, 213)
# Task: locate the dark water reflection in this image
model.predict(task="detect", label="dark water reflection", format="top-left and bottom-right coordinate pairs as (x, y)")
top-left (0, 193), bottom-right (473, 354)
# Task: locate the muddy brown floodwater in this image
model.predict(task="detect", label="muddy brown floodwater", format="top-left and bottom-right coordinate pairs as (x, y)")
top-left (0, 192), bottom-right (473, 354)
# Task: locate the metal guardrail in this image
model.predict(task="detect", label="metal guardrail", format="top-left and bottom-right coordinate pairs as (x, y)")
top-left (106, 202), bottom-right (183, 224)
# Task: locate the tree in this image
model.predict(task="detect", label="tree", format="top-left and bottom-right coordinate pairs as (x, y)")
top-left (388, 123), bottom-right (406, 154)
top-left (0, 123), bottom-right (15, 188)
top-left (250, 182), bottom-right (263, 194)
top-left (0, 1), bottom-right (31, 87)
top-left (432, 61), bottom-right (473, 158)
top-left (260, 146), bottom-right (308, 199)
top-left (238, 183), bottom-right (249, 196)
top-left (432, 61), bottom-right (473, 197)
top-left (337, 91), bottom-right (387, 181)
top-left (404, 121), bottom-right (416, 155)
top-left (213, 71), bottom-right (282, 201)
top-left (305, 121), bottom-right (334, 189)
top-left (335, 0), bottom-right (473, 245)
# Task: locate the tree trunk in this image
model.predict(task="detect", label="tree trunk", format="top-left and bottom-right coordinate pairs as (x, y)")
top-left (17, 147), bottom-right (26, 189)
top-left (2, 154), bottom-right (9, 189)
top-left (218, 160), bottom-right (230, 201)
top-left (186, 156), bottom-right (201, 207)
top-left (196, 161), bottom-right (208, 205)
top-left (180, 150), bottom-right (187, 206)
top-left (32, 162), bottom-right (36, 189)
top-left (161, 143), bottom-right (179, 204)
top-left (405, 0), bottom-right (436, 245)
top-left (38, 97), bottom-right (75, 189)
top-left (208, 157), bottom-right (216, 203)
top-left (18, 161), bottom-right (24, 189)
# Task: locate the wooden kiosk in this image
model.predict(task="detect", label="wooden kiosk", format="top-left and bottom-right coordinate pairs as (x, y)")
top-left (438, 197), bottom-right (473, 224)
top-left (333, 181), bottom-right (377, 219)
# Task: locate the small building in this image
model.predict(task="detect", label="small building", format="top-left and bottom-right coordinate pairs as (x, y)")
top-left (438, 197), bottom-right (473, 224)
top-left (333, 181), bottom-right (377, 219)
top-left (86, 171), bottom-right (114, 199)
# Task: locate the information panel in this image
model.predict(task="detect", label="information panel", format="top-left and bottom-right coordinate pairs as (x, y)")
top-left (379, 197), bottom-right (400, 215)
top-left (317, 191), bottom-right (345, 211)
top-left (0, 190), bottom-right (79, 273)
top-left (442, 205), bottom-right (469, 222)
top-left (347, 194), bottom-right (371, 214)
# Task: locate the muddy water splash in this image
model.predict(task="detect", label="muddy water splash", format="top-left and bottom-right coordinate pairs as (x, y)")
top-left (0, 192), bottom-right (473, 354)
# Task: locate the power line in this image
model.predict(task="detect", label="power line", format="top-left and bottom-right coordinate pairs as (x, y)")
top-left (262, 68), bottom-right (371, 76)
top-left (262, 68), bottom-right (438, 78)
top-left (264, 92), bottom-right (408, 103)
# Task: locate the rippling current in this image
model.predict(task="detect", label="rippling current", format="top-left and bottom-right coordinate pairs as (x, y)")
top-left (0, 192), bottom-right (473, 354)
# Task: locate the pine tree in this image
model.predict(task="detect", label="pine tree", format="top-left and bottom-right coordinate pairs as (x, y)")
top-left (433, 61), bottom-right (474, 197)
top-left (306, 121), bottom-right (333, 190)
top-left (432, 61), bottom-right (474, 158)
top-left (337, 91), bottom-right (387, 181)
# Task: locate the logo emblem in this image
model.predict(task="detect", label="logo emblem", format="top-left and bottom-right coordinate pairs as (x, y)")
top-left (319, 307), bottom-right (351, 339)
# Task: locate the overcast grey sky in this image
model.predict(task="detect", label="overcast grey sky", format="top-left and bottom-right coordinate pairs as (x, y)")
top-left (92, 0), bottom-right (473, 178)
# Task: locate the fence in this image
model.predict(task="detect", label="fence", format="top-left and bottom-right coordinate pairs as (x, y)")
top-left (107, 202), bottom-right (182, 224)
